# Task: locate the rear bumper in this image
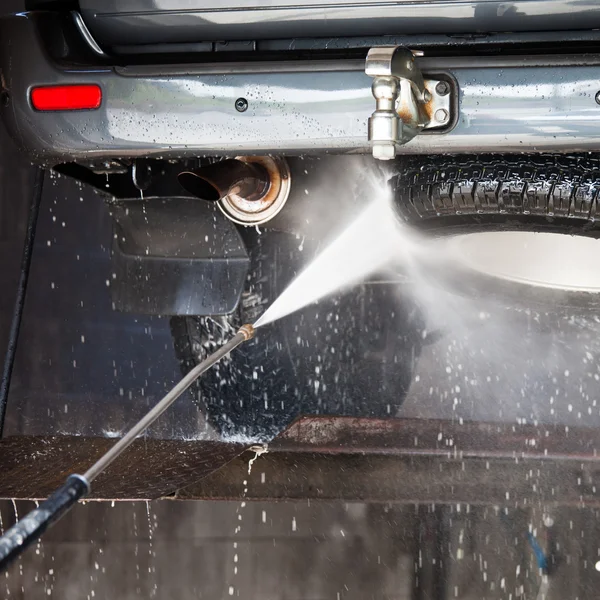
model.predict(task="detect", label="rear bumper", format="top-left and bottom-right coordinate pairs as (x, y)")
top-left (4, 12), bottom-right (600, 165)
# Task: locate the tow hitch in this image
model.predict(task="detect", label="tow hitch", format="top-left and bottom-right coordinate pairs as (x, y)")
top-left (366, 46), bottom-right (452, 159)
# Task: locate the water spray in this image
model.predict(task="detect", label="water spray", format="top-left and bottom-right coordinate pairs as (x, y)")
top-left (0, 324), bottom-right (255, 570)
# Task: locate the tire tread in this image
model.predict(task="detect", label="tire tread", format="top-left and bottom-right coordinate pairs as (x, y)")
top-left (394, 155), bottom-right (600, 227)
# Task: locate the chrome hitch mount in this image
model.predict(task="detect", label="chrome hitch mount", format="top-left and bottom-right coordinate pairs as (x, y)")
top-left (366, 46), bottom-right (452, 160)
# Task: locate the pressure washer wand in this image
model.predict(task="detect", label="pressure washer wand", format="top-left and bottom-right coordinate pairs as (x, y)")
top-left (0, 324), bottom-right (255, 570)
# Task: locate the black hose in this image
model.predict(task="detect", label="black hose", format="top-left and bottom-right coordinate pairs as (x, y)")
top-left (0, 475), bottom-right (89, 570)
top-left (0, 168), bottom-right (44, 436)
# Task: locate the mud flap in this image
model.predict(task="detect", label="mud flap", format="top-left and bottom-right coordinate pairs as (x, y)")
top-left (109, 196), bottom-right (249, 316)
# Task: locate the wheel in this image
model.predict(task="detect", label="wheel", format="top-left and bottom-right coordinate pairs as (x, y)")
top-left (390, 154), bottom-right (600, 311)
top-left (170, 229), bottom-right (426, 440)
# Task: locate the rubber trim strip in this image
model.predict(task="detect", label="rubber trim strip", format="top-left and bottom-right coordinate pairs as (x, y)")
top-left (115, 53), bottom-right (600, 77)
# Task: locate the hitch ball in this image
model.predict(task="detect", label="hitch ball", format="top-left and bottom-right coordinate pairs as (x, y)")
top-left (365, 46), bottom-right (429, 160)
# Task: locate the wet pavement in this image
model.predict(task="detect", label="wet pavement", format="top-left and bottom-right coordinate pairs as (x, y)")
top-left (4, 498), bottom-right (599, 600)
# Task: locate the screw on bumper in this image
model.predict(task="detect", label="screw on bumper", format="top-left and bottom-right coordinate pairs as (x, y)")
top-left (366, 46), bottom-right (453, 160)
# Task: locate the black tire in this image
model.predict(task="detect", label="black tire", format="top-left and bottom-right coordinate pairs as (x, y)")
top-left (391, 154), bottom-right (600, 310)
top-left (170, 229), bottom-right (427, 440)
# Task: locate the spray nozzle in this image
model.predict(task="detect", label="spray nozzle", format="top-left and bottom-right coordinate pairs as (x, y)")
top-left (238, 323), bottom-right (256, 340)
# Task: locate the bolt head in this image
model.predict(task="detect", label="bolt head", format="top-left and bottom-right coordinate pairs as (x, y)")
top-left (373, 143), bottom-right (396, 160)
top-left (595, 91), bottom-right (600, 105)
top-left (435, 81), bottom-right (450, 96)
top-left (435, 108), bottom-right (449, 124)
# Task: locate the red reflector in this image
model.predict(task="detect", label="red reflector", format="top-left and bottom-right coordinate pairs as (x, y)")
top-left (31, 85), bottom-right (102, 111)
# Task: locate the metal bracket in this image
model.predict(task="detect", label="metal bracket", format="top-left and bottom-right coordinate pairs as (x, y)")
top-left (366, 46), bottom-right (451, 160)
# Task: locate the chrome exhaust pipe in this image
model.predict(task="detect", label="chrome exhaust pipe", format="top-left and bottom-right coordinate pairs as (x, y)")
top-left (179, 156), bottom-right (291, 226)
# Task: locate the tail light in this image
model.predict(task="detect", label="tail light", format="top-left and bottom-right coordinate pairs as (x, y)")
top-left (31, 85), bottom-right (102, 111)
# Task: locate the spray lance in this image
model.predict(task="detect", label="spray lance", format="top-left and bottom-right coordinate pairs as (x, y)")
top-left (0, 323), bottom-right (255, 570)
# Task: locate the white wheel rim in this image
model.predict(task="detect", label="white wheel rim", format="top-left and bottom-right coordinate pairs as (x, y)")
top-left (442, 231), bottom-right (600, 293)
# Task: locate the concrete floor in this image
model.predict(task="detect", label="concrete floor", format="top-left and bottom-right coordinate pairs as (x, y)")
top-left (0, 499), bottom-right (416, 600)
top-left (2, 496), bottom-right (600, 599)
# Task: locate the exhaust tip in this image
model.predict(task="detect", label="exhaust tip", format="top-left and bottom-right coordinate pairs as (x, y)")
top-left (219, 156), bottom-right (290, 226)
top-left (178, 172), bottom-right (221, 201)
top-left (178, 156), bottom-right (291, 226)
